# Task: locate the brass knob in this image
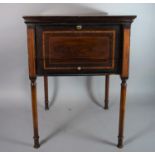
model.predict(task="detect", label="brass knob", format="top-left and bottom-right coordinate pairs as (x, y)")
top-left (76, 25), bottom-right (82, 30)
top-left (77, 66), bottom-right (82, 71)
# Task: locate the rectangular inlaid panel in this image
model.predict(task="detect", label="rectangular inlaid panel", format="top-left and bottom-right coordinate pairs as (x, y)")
top-left (42, 30), bottom-right (116, 71)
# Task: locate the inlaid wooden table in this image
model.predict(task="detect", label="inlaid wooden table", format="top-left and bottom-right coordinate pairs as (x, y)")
top-left (23, 16), bottom-right (136, 148)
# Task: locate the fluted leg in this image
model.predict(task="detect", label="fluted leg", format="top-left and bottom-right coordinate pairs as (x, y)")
top-left (44, 76), bottom-right (49, 110)
top-left (117, 78), bottom-right (127, 148)
top-left (30, 78), bottom-right (40, 148)
top-left (104, 75), bottom-right (109, 109)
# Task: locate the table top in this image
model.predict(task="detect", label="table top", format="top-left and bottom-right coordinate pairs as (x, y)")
top-left (23, 15), bottom-right (137, 24)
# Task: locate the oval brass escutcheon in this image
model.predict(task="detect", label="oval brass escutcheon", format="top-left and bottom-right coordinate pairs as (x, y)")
top-left (77, 66), bottom-right (82, 71)
top-left (76, 25), bottom-right (82, 30)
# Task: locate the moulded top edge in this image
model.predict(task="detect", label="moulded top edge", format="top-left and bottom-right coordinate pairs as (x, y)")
top-left (23, 15), bottom-right (137, 24)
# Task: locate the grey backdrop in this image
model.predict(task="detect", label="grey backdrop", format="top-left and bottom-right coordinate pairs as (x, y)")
top-left (0, 3), bottom-right (155, 151)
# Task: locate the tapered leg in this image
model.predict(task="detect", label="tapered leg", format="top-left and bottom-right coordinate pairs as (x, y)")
top-left (104, 75), bottom-right (109, 109)
top-left (44, 76), bottom-right (49, 110)
top-left (117, 78), bottom-right (127, 148)
top-left (30, 78), bottom-right (40, 148)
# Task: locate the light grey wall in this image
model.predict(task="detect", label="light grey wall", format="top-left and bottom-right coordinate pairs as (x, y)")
top-left (0, 3), bottom-right (155, 106)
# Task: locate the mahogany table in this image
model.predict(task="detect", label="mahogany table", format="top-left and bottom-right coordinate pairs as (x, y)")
top-left (23, 16), bottom-right (136, 148)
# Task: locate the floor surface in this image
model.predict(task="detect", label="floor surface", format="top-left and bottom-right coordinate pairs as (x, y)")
top-left (0, 92), bottom-right (154, 152)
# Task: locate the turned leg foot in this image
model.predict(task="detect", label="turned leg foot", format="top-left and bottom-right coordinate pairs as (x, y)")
top-left (104, 75), bottom-right (109, 109)
top-left (117, 78), bottom-right (127, 148)
top-left (33, 136), bottom-right (40, 148)
top-left (45, 104), bottom-right (49, 110)
top-left (44, 76), bottom-right (49, 110)
top-left (30, 78), bottom-right (40, 148)
top-left (117, 136), bottom-right (123, 148)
